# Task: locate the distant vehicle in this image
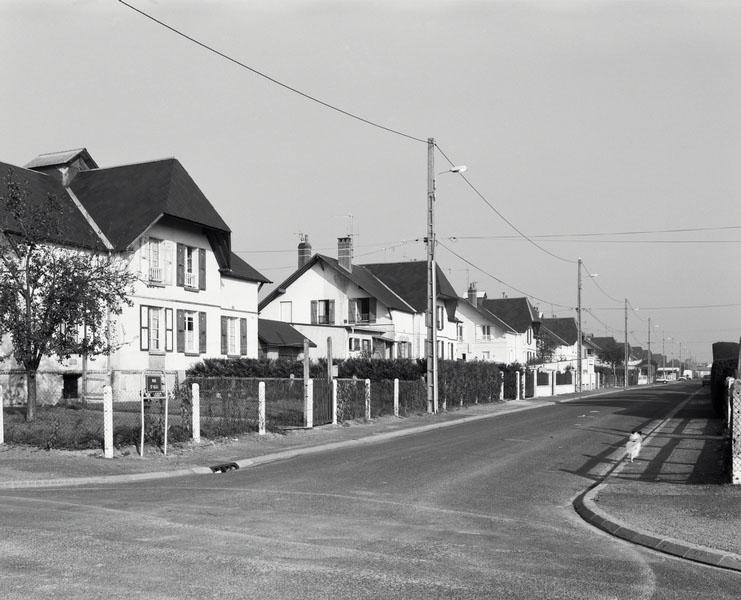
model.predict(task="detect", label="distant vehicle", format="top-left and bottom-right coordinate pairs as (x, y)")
top-left (656, 377), bottom-right (669, 384)
top-left (702, 374), bottom-right (711, 386)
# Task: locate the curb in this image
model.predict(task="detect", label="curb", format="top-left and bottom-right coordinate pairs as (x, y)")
top-left (574, 483), bottom-right (741, 572)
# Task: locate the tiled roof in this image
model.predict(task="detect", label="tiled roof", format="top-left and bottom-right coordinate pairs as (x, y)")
top-left (222, 251), bottom-right (271, 284)
top-left (460, 298), bottom-right (514, 332)
top-left (24, 148), bottom-right (98, 170)
top-left (540, 317), bottom-right (578, 346)
top-left (0, 161), bottom-right (107, 250)
top-left (361, 260), bottom-right (458, 313)
top-left (479, 297), bottom-right (539, 334)
top-left (259, 319), bottom-right (316, 348)
top-left (70, 158), bottom-right (230, 250)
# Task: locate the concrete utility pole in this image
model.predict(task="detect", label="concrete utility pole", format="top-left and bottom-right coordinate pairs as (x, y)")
top-left (426, 137), bottom-right (438, 414)
top-left (577, 258), bottom-right (582, 394)
top-left (624, 298), bottom-right (629, 390)
top-left (647, 317), bottom-right (652, 383)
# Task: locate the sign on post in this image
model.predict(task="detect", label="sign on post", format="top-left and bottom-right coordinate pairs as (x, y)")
top-left (140, 370), bottom-right (169, 457)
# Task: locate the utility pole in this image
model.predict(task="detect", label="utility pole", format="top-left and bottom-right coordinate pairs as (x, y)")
top-left (624, 298), bottom-right (629, 390)
top-left (647, 317), bottom-right (652, 384)
top-left (576, 258), bottom-right (582, 394)
top-left (426, 137), bottom-right (438, 414)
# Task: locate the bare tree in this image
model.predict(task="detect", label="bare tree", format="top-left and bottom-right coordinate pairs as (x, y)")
top-left (0, 170), bottom-right (136, 420)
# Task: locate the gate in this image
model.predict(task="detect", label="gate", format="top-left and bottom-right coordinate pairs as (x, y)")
top-left (525, 370), bottom-right (535, 398)
top-left (312, 378), bottom-right (333, 425)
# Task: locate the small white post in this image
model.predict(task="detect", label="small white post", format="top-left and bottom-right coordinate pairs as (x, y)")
top-left (533, 368), bottom-right (539, 398)
top-left (365, 379), bottom-right (371, 421)
top-left (0, 384), bottom-right (5, 445)
top-left (258, 381), bottom-right (266, 435)
top-left (500, 372), bottom-right (504, 401)
top-left (393, 378), bottom-right (399, 417)
top-left (515, 371), bottom-right (521, 400)
top-left (305, 379), bottom-right (313, 428)
top-left (191, 383), bottom-right (201, 444)
top-left (332, 378), bottom-right (338, 425)
top-left (103, 385), bottom-right (113, 459)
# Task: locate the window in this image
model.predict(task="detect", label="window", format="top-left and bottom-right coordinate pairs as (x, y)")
top-left (361, 339), bottom-right (371, 354)
top-left (183, 311), bottom-right (197, 353)
top-left (482, 351), bottom-right (490, 361)
top-left (397, 341), bottom-right (410, 359)
top-left (280, 301), bottom-right (293, 322)
top-left (177, 244), bottom-right (206, 291)
top-left (526, 327), bottom-right (533, 345)
top-left (349, 337), bottom-right (360, 352)
top-left (311, 299), bottom-right (335, 325)
top-left (221, 316), bottom-right (247, 356)
top-left (456, 323), bottom-right (464, 342)
top-left (149, 238), bottom-right (163, 283)
top-left (436, 306), bottom-right (445, 330)
top-left (481, 325), bottom-right (491, 341)
top-left (438, 340), bottom-right (444, 359)
top-left (348, 298), bottom-right (376, 324)
top-left (449, 342), bottom-right (454, 358)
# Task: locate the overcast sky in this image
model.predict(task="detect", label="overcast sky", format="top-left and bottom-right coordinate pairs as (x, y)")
top-left (3, 0), bottom-right (741, 363)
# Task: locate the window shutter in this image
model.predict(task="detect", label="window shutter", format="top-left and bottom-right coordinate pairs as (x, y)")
top-left (139, 236), bottom-right (150, 281)
top-left (310, 300), bottom-right (318, 324)
top-left (198, 312), bottom-right (207, 353)
top-left (139, 305), bottom-right (149, 351)
top-left (176, 309), bottom-right (185, 353)
top-left (328, 300), bottom-right (335, 324)
top-left (348, 299), bottom-right (355, 324)
top-left (240, 318), bottom-right (247, 356)
top-left (220, 316), bottom-right (228, 355)
top-left (368, 298), bottom-right (377, 323)
top-left (198, 248), bottom-right (206, 290)
top-left (176, 243), bottom-right (185, 287)
top-left (165, 308), bottom-right (174, 351)
top-left (164, 241), bottom-right (175, 286)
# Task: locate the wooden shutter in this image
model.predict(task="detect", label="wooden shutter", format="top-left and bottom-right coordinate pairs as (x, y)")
top-left (139, 236), bottom-right (150, 281)
top-left (176, 309), bottom-right (185, 353)
top-left (368, 298), bottom-right (377, 323)
top-left (164, 241), bottom-right (174, 286)
top-left (198, 248), bottom-right (206, 290)
top-left (139, 305), bottom-right (149, 351)
top-left (198, 312), bottom-right (207, 353)
top-left (310, 300), bottom-right (318, 324)
top-left (165, 308), bottom-right (174, 351)
top-left (348, 299), bottom-right (355, 324)
top-left (240, 318), bottom-right (247, 356)
top-left (328, 300), bottom-right (335, 325)
top-left (176, 243), bottom-right (185, 287)
top-left (220, 316), bottom-right (228, 355)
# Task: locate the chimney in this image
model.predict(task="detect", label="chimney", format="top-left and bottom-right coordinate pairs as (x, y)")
top-left (338, 236), bottom-right (353, 271)
top-left (467, 281), bottom-right (478, 307)
top-left (297, 235), bottom-right (312, 268)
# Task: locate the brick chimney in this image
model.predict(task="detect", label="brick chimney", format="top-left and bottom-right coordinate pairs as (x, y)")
top-left (467, 282), bottom-right (478, 307)
top-left (297, 235), bottom-right (312, 268)
top-left (338, 236), bottom-right (353, 271)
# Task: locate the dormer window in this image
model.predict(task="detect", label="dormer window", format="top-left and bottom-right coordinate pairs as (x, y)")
top-left (149, 238), bottom-right (163, 283)
top-left (348, 298), bottom-right (376, 324)
top-left (177, 244), bottom-right (206, 291)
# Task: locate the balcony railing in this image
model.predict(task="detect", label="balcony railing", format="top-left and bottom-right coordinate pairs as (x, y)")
top-left (184, 271), bottom-right (197, 288)
top-left (149, 265), bottom-right (163, 283)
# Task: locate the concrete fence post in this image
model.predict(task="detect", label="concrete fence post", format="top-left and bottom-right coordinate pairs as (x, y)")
top-left (500, 371), bottom-right (504, 401)
top-left (533, 368), bottom-right (539, 399)
top-left (258, 381), bottom-right (266, 435)
top-left (103, 385), bottom-right (113, 459)
top-left (1, 384), bottom-right (5, 445)
top-left (332, 379), bottom-right (338, 425)
top-left (515, 371), bottom-right (521, 400)
top-left (365, 379), bottom-right (371, 421)
top-left (393, 378), bottom-right (399, 417)
top-left (305, 379), bottom-right (313, 428)
top-left (191, 383), bottom-right (201, 444)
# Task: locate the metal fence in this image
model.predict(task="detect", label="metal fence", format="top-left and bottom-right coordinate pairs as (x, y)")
top-left (731, 379), bottom-right (741, 485)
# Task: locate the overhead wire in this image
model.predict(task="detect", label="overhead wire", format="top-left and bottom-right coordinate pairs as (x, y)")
top-left (448, 223), bottom-right (741, 239)
top-left (118, 0), bottom-right (427, 144)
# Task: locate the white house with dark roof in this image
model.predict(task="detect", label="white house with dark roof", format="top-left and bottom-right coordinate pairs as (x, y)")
top-left (1, 148), bottom-right (269, 403)
top-left (259, 236), bottom-right (460, 361)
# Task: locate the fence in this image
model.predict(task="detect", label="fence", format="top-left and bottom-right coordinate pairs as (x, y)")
top-left (732, 379), bottom-right (741, 485)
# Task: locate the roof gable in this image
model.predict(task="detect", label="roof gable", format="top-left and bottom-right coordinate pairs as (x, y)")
top-left (70, 158), bottom-right (230, 250)
top-left (259, 319), bottom-right (316, 348)
top-left (540, 317), bottom-right (578, 346)
top-left (361, 261), bottom-right (458, 313)
top-left (222, 251), bottom-right (270, 284)
top-left (479, 297), bottom-right (538, 334)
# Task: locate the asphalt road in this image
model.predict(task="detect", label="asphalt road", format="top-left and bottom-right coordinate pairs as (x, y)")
top-left (1, 384), bottom-right (738, 599)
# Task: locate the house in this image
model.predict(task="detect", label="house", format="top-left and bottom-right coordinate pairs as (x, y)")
top-left (477, 292), bottom-right (541, 364)
top-left (258, 236), bottom-right (460, 361)
top-left (1, 148), bottom-right (269, 402)
top-left (454, 283), bottom-right (512, 362)
top-left (539, 317), bottom-right (598, 389)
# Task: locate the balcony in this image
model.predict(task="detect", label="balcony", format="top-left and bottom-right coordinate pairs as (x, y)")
top-left (148, 265), bottom-right (163, 284)
top-left (184, 271), bottom-right (198, 288)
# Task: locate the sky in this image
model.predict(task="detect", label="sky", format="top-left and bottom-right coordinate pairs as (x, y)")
top-left (2, 0), bottom-right (741, 363)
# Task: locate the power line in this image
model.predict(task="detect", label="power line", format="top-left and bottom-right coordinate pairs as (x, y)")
top-left (448, 223), bottom-right (741, 239)
top-left (234, 238), bottom-right (420, 254)
top-left (580, 261), bottom-right (623, 305)
top-left (450, 238), bottom-right (741, 244)
top-left (436, 239), bottom-right (573, 310)
top-left (434, 144), bottom-right (577, 265)
top-left (118, 0), bottom-right (427, 144)
top-left (592, 302), bottom-right (741, 310)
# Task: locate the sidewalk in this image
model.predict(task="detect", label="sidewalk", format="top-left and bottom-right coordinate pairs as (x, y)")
top-left (574, 388), bottom-right (741, 571)
top-left (1, 386), bottom-right (739, 571)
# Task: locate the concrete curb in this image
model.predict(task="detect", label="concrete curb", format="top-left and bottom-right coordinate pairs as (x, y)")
top-left (574, 483), bottom-right (741, 572)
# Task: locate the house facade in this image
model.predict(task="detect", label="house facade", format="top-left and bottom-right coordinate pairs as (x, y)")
top-left (259, 237), bottom-right (460, 361)
top-left (454, 284), bottom-right (511, 362)
top-left (0, 148), bottom-right (269, 403)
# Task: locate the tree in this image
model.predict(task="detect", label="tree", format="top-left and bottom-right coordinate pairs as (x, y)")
top-left (597, 339), bottom-right (629, 383)
top-left (0, 170), bottom-right (136, 420)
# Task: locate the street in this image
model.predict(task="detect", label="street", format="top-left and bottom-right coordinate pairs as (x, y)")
top-left (1, 384), bottom-right (738, 599)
